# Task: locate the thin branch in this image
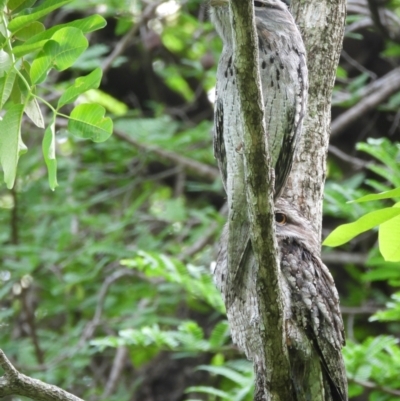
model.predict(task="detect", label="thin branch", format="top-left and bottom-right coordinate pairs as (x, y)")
top-left (350, 377), bottom-right (400, 397)
top-left (102, 346), bottom-right (129, 398)
top-left (80, 269), bottom-right (135, 344)
top-left (346, 17), bottom-right (373, 33)
top-left (10, 188), bottom-right (45, 365)
top-left (0, 349), bottom-right (85, 401)
top-left (229, 0), bottom-right (291, 399)
top-left (341, 50), bottom-right (377, 80)
top-left (101, 2), bottom-right (161, 74)
top-left (322, 250), bottom-right (367, 265)
top-left (56, 96), bottom-right (219, 184)
top-left (333, 64), bottom-right (400, 107)
top-left (113, 128), bottom-right (220, 181)
top-left (340, 305), bottom-right (381, 315)
top-left (181, 221), bottom-right (218, 258)
top-left (182, 203), bottom-right (227, 259)
top-left (25, 268), bottom-right (136, 373)
top-left (331, 67), bottom-right (400, 138)
top-left (366, 0), bottom-right (400, 42)
top-left (21, 289), bottom-right (45, 365)
top-left (347, 0), bottom-right (400, 39)
top-left (328, 145), bottom-right (369, 169)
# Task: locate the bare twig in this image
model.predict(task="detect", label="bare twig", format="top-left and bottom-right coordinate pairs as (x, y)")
top-left (346, 17), bottom-right (373, 34)
top-left (350, 377), bottom-right (400, 396)
top-left (366, 0), bottom-right (400, 42)
top-left (347, 0), bottom-right (400, 39)
top-left (80, 269), bottom-right (135, 344)
top-left (174, 167), bottom-right (186, 197)
top-left (341, 50), bottom-right (377, 80)
top-left (101, 2), bottom-right (161, 74)
top-left (56, 116), bottom-right (219, 181)
top-left (388, 109), bottom-right (400, 136)
top-left (182, 203), bottom-right (227, 259)
top-left (25, 268), bottom-right (136, 373)
top-left (345, 313), bottom-right (355, 341)
top-left (341, 305), bottom-right (381, 315)
top-left (322, 250), bottom-right (367, 265)
top-left (113, 128), bottom-right (220, 181)
top-left (182, 221), bottom-right (218, 258)
top-left (10, 188), bottom-right (45, 365)
top-left (21, 289), bottom-right (44, 365)
top-left (331, 68), bottom-right (400, 138)
top-left (102, 346), bottom-right (129, 397)
top-left (328, 145), bottom-right (369, 169)
top-left (0, 349), bottom-right (84, 401)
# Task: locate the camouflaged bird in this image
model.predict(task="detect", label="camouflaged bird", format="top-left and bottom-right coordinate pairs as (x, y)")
top-left (210, 0), bottom-right (309, 310)
top-left (213, 198), bottom-right (348, 401)
top-left (211, 0), bottom-right (308, 198)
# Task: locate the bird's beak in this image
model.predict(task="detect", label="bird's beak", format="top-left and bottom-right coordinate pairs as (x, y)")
top-left (209, 0), bottom-right (229, 7)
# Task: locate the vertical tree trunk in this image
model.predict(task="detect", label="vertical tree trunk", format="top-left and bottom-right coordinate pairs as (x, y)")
top-left (215, 0), bottom-right (347, 400)
top-left (284, 0), bottom-right (347, 238)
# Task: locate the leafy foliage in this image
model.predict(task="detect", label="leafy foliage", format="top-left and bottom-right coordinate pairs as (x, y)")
top-left (324, 140), bottom-right (400, 261)
top-left (186, 360), bottom-right (254, 401)
top-left (344, 336), bottom-right (400, 400)
top-left (1, 0), bottom-right (400, 400)
top-left (0, 1), bottom-right (111, 189)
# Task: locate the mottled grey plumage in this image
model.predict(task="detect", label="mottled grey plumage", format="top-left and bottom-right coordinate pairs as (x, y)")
top-left (211, 0), bottom-right (308, 198)
top-left (213, 198), bottom-right (348, 401)
top-left (210, 0), bottom-right (309, 320)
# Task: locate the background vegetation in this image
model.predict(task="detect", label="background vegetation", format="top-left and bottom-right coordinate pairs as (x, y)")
top-left (1, 0), bottom-right (400, 400)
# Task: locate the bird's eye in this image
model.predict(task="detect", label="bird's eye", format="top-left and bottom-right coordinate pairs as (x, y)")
top-left (254, 1), bottom-right (264, 7)
top-left (275, 213), bottom-right (287, 225)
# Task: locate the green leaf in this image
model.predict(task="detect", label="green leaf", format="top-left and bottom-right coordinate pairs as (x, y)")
top-left (42, 117), bottom-right (58, 190)
top-left (8, 0), bottom-right (72, 33)
top-left (12, 40), bottom-right (49, 58)
top-left (336, 65), bottom-right (347, 79)
top-left (50, 27), bottom-right (88, 70)
top-left (12, 15), bottom-right (106, 57)
top-left (30, 28), bottom-right (88, 84)
top-left (197, 365), bottom-right (248, 386)
top-left (208, 321), bottom-right (229, 348)
top-left (25, 97), bottom-right (44, 128)
top-left (0, 104), bottom-right (26, 188)
top-left (8, 0), bottom-right (37, 13)
top-left (0, 68), bottom-right (17, 108)
top-left (68, 103), bottom-right (113, 142)
top-left (185, 385), bottom-right (231, 399)
top-left (14, 21), bottom-right (45, 41)
top-left (57, 67), bottom-right (102, 108)
top-left (0, 50), bottom-right (12, 78)
top-left (9, 73), bottom-right (22, 103)
top-left (81, 89), bottom-right (128, 116)
top-left (30, 40), bottom-right (59, 84)
top-left (323, 207), bottom-right (400, 247)
top-left (31, 28), bottom-right (88, 84)
top-left (350, 187), bottom-right (400, 203)
top-left (379, 203), bottom-right (400, 262)
top-left (372, 293), bottom-right (400, 322)
top-left (65, 14), bottom-right (107, 34)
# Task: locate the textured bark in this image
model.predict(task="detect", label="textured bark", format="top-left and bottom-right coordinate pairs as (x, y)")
top-left (213, 0), bottom-right (347, 400)
top-left (227, 1), bottom-right (292, 400)
top-left (0, 349), bottom-right (84, 401)
top-left (285, 0), bottom-right (347, 239)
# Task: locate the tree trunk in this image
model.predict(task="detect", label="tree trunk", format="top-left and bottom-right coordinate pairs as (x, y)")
top-left (285, 0), bottom-right (347, 239)
top-left (214, 0), bottom-right (347, 400)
